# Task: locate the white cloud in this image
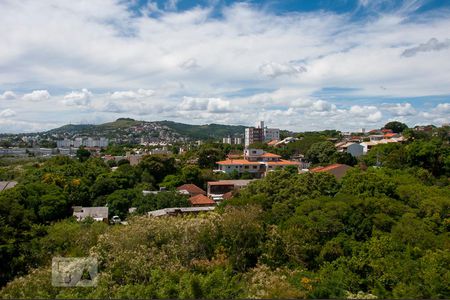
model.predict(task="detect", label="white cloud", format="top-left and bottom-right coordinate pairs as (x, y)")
top-left (367, 111), bottom-right (383, 122)
top-left (179, 97), bottom-right (232, 113)
top-left (111, 89), bottom-right (155, 100)
top-left (207, 98), bottom-right (232, 113)
top-left (259, 62), bottom-right (307, 78)
top-left (179, 97), bottom-right (208, 110)
top-left (390, 102), bottom-right (416, 116)
top-left (311, 100), bottom-right (335, 112)
top-left (434, 103), bottom-right (450, 113)
top-left (0, 91), bottom-right (17, 100)
top-left (22, 90), bottom-right (50, 102)
top-left (0, 109), bottom-right (16, 118)
top-left (63, 88), bottom-right (92, 106)
top-left (0, 1), bottom-right (449, 132)
top-left (349, 105), bottom-right (383, 122)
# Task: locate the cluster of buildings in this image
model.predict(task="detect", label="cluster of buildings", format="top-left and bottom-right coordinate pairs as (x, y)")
top-left (103, 147), bottom-right (173, 166)
top-left (244, 121), bottom-right (280, 147)
top-left (56, 137), bottom-right (109, 148)
top-left (222, 136), bottom-right (243, 145)
top-left (336, 129), bottom-right (405, 157)
top-left (215, 148), bottom-right (301, 178)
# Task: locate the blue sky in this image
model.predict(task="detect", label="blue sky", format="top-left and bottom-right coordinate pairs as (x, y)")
top-left (0, 0), bottom-right (449, 133)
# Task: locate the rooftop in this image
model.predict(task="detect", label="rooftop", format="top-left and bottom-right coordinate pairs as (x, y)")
top-left (0, 181), bottom-right (18, 192)
top-left (177, 184), bottom-right (206, 195)
top-left (189, 194), bottom-right (215, 206)
top-left (208, 179), bottom-right (255, 186)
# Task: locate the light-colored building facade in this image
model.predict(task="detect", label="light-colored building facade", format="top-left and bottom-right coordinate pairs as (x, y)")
top-left (216, 148), bottom-right (300, 178)
top-left (264, 128), bottom-right (280, 142)
top-left (56, 137), bottom-right (109, 148)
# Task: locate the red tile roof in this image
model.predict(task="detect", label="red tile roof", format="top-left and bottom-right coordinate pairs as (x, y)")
top-left (266, 159), bottom-right (300, 166)
top-left (260, 152), bottom-right (281, 158)
top-left (310, 164), bottom-right (352, 179)
top-left (217, 159), bottom-right (261, 165)
top-left (189, 194), bottom-right (215, 206)
top-left (177, 184), bottom-right (206, 195)
top-left (384, 133), bottom-right (397, 138)
top-left (311, 163), bottom-right (347, 172)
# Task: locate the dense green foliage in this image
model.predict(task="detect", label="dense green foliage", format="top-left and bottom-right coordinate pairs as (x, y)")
top-left (0, 127), bottom-right (449, 299)
top-left (383, 121), bottom-right (408, 133)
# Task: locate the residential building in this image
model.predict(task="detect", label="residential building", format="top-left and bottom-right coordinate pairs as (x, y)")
top-left (56, 137), bottom-right (108, 148)
top-left (189, 194), bottom-right (216, 207)
top-left (56, 138), bottom-right (71, 148)
top-left (337, 142), bottom-right (364, 157)
top-left (216, 148), bottom-right (301, 178)
top-left (310, 164), bottom-right (352, 180)
top-left (207, 179), bottom-right (254, 201)
top-left (73, 137), bottom-right (83, 148)
top-left (369, 135), bottom-right (385, 142)
top-left (72, 206), bottom-right (108, 222)
top-left (223, 136), bottom-right (232, 144)
top-left (244, 120), bottom-right (279, 146)
top-left (224, 136), bottom-right (244, 145)
top-left (176, 184), bottom-right (206, 197)
top-left (264, 128), bottom-right (280, 142)
top-left (244, 127), bottom-right (264, 147)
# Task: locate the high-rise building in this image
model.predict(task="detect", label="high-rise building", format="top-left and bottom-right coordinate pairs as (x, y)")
top-left (244, 127), bottom-right (264, 147)
top-left (264, 128), bottom-right (280, 141)
top-left (73, 138), bottom-right (83, 148)
top-left (223, 137), bottom-right (232, 144)
top-left (244, 121), bottom-right (279, 147)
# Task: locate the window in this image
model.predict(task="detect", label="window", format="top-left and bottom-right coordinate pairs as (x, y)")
top-left (253, 166), bottom-right (257, 169)
top-left (244, 166), bottom-right (249, 169)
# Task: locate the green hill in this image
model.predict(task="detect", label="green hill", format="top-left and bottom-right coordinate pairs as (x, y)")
top-left (45, 118), bottom-right (246, 140)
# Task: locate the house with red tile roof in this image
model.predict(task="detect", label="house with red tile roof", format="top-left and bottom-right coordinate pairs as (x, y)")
top-left (189, 194), bottom-right (216, 207)
top-left (310, 164), bottom-right (352, 180)
top-left (176, 184), bottom-right (206, 196)
top-left (215, 148), bottom-right (300, 178)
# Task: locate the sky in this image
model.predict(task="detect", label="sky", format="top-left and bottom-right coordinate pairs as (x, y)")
top-left (0, 0), bottom-right (450, 133)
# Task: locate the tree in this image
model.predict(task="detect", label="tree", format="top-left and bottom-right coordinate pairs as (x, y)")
top-left (333, 152), bottom-right (357, 166)
top-left (383, 121), bottom-right (408, 133)
top-left (305, 141), bottom-right (337, 164)
top-left (107, 189), bottom-right (137, 219)
top-left (198, 148), bottom-right (225, 169)
top-left (138, 155), bottom-right (177, 183)
top-left (76, 147), bottom-right (91, 162)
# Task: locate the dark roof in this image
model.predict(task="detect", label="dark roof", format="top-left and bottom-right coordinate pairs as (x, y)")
top-left (311, 164), bottom-right (352, 179)
top-left (176, 184), bottom-right (206, 195)
top-left (189, 194), bottom-right (216, 206)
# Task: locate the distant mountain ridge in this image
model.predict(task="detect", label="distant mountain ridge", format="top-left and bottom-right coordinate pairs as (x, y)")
top-left (45, 118), bottom-right (247, 140)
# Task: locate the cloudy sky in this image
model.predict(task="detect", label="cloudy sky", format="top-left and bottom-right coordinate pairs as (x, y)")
top-left (1, 0), bottom-right (449, 133)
